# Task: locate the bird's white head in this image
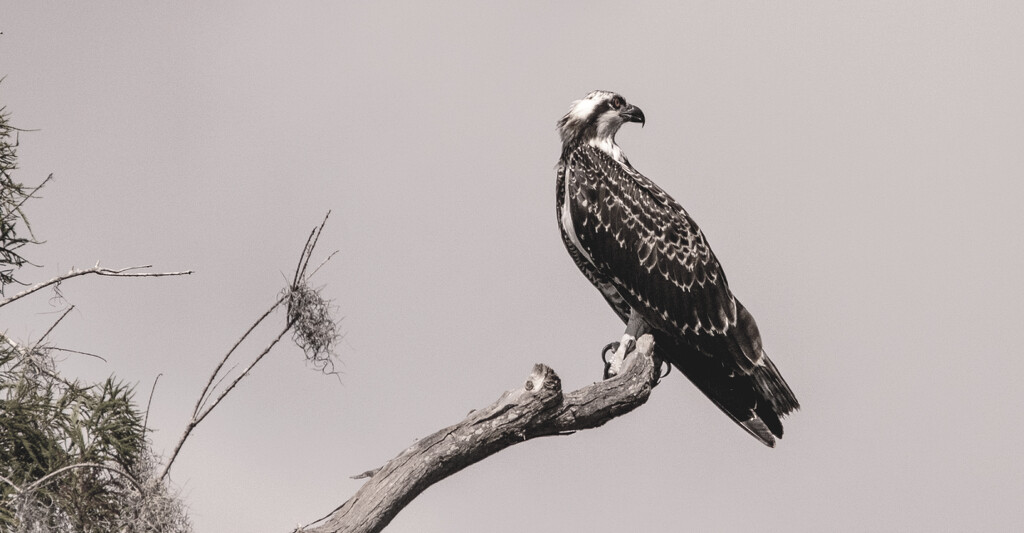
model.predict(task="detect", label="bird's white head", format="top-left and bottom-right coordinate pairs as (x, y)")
top-left (557, 90), bottom-right (645, 161)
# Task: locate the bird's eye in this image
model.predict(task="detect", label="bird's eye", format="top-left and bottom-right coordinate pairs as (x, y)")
top-left (609, 97), bottom-right (624, 110)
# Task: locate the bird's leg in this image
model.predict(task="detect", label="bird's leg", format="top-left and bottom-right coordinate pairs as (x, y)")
top-left (603, 309), bottom-right (650, 379)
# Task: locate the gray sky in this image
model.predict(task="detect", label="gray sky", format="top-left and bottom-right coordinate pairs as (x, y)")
top-left (3, 2), bottom-right (1022, 532)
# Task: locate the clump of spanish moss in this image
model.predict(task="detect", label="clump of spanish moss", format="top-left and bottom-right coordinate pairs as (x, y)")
top-left (9, 448), bottom-right (193, 533)
top-left (286, 282), bottom-right (340, 374)
top-left (110, 450), bottom-right (193, 533)
top-left (284, 212), bottom-right (341, 375)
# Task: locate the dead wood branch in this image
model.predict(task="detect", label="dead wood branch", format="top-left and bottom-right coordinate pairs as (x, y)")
top-left (300, 335), bottom-right (659, 533)
top-left (0, 263), bottom-right (193, 308)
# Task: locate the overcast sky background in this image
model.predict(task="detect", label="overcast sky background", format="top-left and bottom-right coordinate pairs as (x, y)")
top-left (3, 2), bottom-right (1023, 532)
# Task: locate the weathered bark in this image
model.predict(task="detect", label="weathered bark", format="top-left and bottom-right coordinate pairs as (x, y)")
top-left (301, 335), bottom-right (659, 533)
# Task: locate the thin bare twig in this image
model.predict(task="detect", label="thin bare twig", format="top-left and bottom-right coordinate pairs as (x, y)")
top-left (293, 211), bottom-right (331, 289)
top-left (194, 326), bottom-right (289, 427)
top-left (0, 333), bottom-right (80, 390)
top-left (307, 250), bottom-right (340, 280)
top-left (293, 231), bottom-right (317, 289)
top-left (46, 346), bottom-right (108, 362)
top-left (0, 331), bottom-right (27, 355)
top-left (3, 174), bottom-right (53, 253)
top-left (20, 462), bottom-right (144, 496)
top-left (10, 173), bottom-right (53, 218)
top-left (203, 362), bottom-right (240, 412)
top-left (144, 373), bottom-right (162, 439)
top-left (31, 305), bottom-right (74, 350)
top-left (0, 474), bottom-right (21, 494)
top-left (192, 296), bottom-right (287, 419)
top-left (160, 325), bottom-right (290, 481)
top-left (0, 264), bottom-right (193, 308)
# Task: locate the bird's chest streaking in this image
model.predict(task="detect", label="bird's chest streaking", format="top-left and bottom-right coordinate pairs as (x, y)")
top-left (558, 143), bottom-right (741, 341)
top-left (558, 144), bottom-right (641, 273)
top-left (558, 143), bottom-right (633, 266)
top-left (556, 147), bottom-right (633, 323)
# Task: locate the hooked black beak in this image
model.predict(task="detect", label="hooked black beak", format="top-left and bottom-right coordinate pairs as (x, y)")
top-left (620, 104), bottom-right (645, 127)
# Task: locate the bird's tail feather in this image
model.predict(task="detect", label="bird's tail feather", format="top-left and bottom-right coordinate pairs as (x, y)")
top-left (753, 355), bottom-right (800, 416)
top-left (655, 333), bottom-right (799, 447)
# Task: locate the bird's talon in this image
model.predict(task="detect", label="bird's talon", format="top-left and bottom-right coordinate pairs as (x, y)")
top-left (601, 342), bottom-right (620, 379)
top-left (601, 341), bottom-right (620, 364)
top-left (654, 359), bottom-right (672, 385)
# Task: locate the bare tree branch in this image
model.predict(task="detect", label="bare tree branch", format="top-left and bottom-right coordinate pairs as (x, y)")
top-left (193, 296), bottom-right (287, 419)
top-left (194, 326), bottom-right (290, 428)
top-left (160, 323), bottom-right (290, 481)
top-left (162, 213), bottom-right (337, 481)
top-left (300, 335), bottom-right (660, 533)
top-left (0, 263), bottom-right (193, 308)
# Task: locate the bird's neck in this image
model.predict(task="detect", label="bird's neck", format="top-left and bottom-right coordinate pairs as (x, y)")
top-left (560, 128), bottom-right (632, 170)
top-left (587, 135), bottom-right (626, 166)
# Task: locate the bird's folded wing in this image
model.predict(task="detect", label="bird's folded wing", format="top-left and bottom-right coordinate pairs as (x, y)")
top-left (566, 145), bottom-right (762, 370)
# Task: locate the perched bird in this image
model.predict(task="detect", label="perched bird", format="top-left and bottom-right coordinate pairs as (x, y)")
top-left (555, 90), bottom-right (799, 446)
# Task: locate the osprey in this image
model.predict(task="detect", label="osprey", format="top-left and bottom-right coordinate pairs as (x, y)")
top-left (555, 90), bottom-right (799, 446)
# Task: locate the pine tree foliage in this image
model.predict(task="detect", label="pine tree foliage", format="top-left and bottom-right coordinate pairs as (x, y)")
top-left (0, 102), bottom-right (191, 532)
top-left (0, 105), bottom-right (44, 295)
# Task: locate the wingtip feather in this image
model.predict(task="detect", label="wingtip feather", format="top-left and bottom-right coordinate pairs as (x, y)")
top-left (741, 418), bottom-right (777, 448)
